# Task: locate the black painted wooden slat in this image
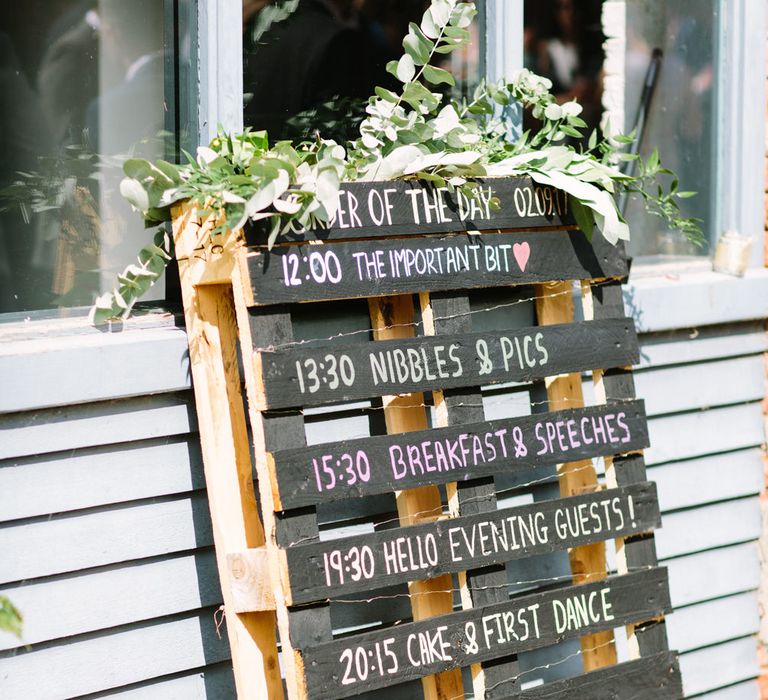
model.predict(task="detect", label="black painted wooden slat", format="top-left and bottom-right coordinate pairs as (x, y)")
top-left (246, 177), bottom-right (574, 243)
top-left (270, 400), bottom-right (649, 509)
top-left (257, 318), bottom-right (639, 409)
top-left (245, 230), bottom-right (627, 306)
top-left (509, 651), bottom-right (683, 700)
top-left (283, 483), bottom-right (660, 605)
top-left (249, 307), bottom-right (334, 658)
top-left (300, 568), bottom-right (672, 699)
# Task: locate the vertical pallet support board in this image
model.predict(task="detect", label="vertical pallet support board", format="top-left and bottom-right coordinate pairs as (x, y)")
top-left (172, 176), bottom-right (683, 700)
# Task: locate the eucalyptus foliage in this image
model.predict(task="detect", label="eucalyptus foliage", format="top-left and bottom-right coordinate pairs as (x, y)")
top-left (94, 0), bottom-right (701, 323)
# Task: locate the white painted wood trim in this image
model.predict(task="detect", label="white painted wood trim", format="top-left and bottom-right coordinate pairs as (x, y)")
top-left (601, 0), bottom-right (626, 136)
top-left (625, 267), bottom-right (768, 332)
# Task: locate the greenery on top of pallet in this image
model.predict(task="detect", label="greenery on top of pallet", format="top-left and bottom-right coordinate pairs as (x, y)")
top-left (93, 0), bottom-right (701, 323)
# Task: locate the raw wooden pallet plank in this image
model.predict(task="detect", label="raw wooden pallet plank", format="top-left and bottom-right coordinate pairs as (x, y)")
top-left (173, 204), bottom-right (282, 698)
top-left (255, 318), bottom-right (639, 409)
top-left (300, 568), bottom-right (671, 699)
top-left (244, 229), bottom-right (627, 306)
top-left (366, 293), bottom-right (463, 700)
top-left (271, 401), bottom-right (648, 509)
top-left (511, 651), bottom-right (682, 699)
top-left (282, 483), bottom-right (660, 605)
top-left (535, 280), bottom-right (617, 670)
top-left (246, 177), bottom-right (573, 242)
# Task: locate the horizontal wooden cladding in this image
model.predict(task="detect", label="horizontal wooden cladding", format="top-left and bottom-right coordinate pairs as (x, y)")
top-left (512, 651), bottom-right (682, 700)
top-left (668, 590), bottom-right (758, 654)
top-left (678, 636), bottom-right (758, 697)
top-left (645, 402), bottom-right (763, 466)
top-left (0, 494), bottom-right (212, 584)
top-left (0, 550), bottom-right (220, 652)
top-left (656, 497), bottom-right (761, 561)
top-left (0, 391), bottom-right (196, 462)
top-left (255, 318), bottom-right (638, 409)
top-left (300, 568), bottom-right (671, 699)
top-left (0, 436), bottom-right (204, 523)
top-left (282, 482), bottom-right (659, 606)
top-left (245, 177), bottom-right (574, 243)
top-left (0, 607), bottom-right (230, 699)
top-left (271, 401), bottom-right (649, 509)
top-left (667, 542), bottom-right (760, 609)
top-left (244, 229), bottom-right (627, 306)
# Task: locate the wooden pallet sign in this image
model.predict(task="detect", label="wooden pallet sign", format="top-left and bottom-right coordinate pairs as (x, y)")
top-left (172, 175), bottom-right (681, 700)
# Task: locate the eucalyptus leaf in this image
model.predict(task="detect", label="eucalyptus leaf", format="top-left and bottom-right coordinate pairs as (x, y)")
top-left (396, 54), bottom-right (416, 83)
top-left (423, 65), bottom-right (455, 86)
top-left (430, 0), bottom-right (451, 26)
top-left (569, 197), bottom-right (594, 240)
top-left (403, 23), bottom-right (433, 64)
top-left (120, 177), bottom-right (150, 212)
top-left (420, 8), bottom-right (440, 38)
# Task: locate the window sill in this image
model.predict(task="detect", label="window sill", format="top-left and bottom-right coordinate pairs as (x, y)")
top-left (625, 264), bottom-right (768, 333)
top-left (0, 304), bottom-right (184, 343)
top-left (0, 305), bottom-right (190, 413)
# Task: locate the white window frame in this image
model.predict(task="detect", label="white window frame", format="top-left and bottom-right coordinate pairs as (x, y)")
top-left (601, 0), bottom-right (768, 332)
top-left (603, 0), bottom-right (766, 266)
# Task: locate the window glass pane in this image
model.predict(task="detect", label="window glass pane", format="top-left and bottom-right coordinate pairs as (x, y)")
top-left (242, 0), bottom-right (483, 143)
top-left (0, 0), bottom-right (172, 315)
top-left (524, 0), bottom-right (604, 139)
top-left (623, 0), bottom-right (717, 258)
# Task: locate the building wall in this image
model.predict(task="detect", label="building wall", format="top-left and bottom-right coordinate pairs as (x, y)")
top-left (1, 278), bottom-right (767, 697)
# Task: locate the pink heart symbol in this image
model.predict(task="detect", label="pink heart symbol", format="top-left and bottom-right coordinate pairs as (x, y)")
top-left (513, 242), bottom-right (531, 272)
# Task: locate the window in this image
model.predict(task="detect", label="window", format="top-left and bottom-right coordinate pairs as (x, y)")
top-left (0, 0), bottom-right (176, 316)
top-left (241, 0), bottom-right (484, 142)
top-left (622, 0), bottom-right (718, 259)
top-left (524, 0), bottom-right (721, 261)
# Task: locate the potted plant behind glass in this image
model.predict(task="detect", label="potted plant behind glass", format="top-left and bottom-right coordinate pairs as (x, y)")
top-left (92, 0), bottom-right (700, 324)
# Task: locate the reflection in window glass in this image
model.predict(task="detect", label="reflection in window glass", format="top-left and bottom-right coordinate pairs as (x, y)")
top-left (624, 0), bottom-right (717, 258)
top-left (242, 0), bottom-right (483, 144)
top-left (524, 0), bottom-right (604, 140)
top-left (0, 0), bottom-right (171, 315)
